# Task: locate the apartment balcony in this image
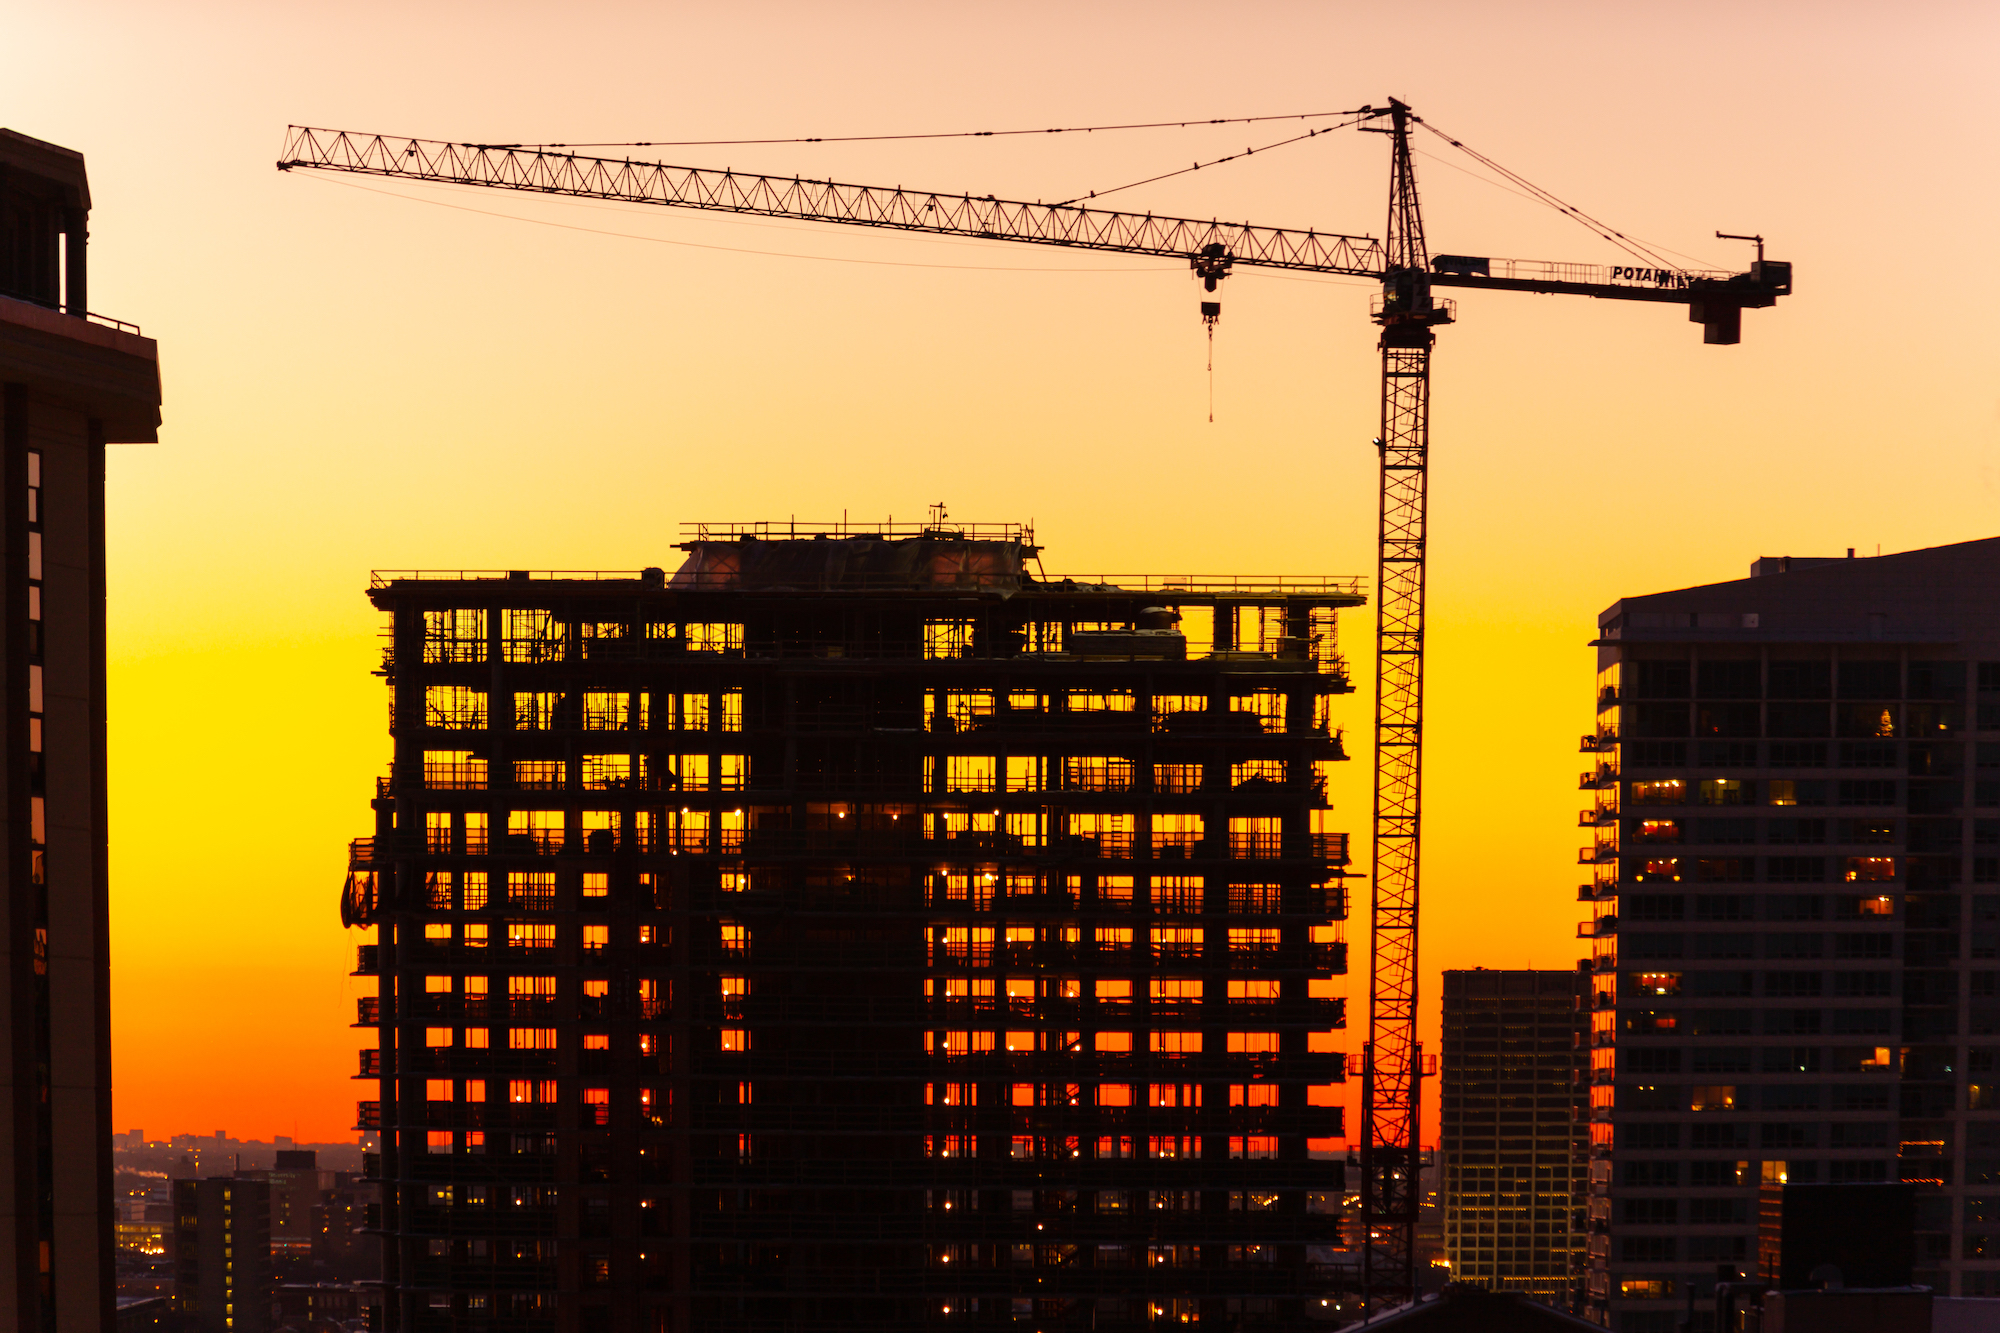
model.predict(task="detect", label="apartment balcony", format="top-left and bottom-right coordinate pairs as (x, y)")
top-left (355, 996), bottom-right (383, 1026)
top-left (1577, 807), bottom-right (1617, 827)
top-left (1577, 846), bottom-right (1618, 865)
top-left (358, 1049), bottom-right (382, 1077)
top-left (1578, 768), bottom-right (1619, 790)
top-left (352, 944), bottom-right (379, 976)
top-left (1576, 916), bottom-right (1616, 939)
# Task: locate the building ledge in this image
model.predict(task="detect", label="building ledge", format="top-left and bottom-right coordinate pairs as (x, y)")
top-left (0, 291), bottom-right (160, 441)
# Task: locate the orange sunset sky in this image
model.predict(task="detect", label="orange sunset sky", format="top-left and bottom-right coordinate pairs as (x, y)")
top-left (7, 0), bottom-right (1998, 1144)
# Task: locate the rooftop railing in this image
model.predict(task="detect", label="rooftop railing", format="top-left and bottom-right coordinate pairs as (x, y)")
top-left (682, 518), bottom-right (1033, 543)
top-left (0, 288), bottom-right (144, 336)
top-left (370, 568), bottom-right (1365, 598)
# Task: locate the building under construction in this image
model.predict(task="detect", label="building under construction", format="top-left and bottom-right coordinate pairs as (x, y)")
top-left (345, 522), bottom-right (1360, 1333)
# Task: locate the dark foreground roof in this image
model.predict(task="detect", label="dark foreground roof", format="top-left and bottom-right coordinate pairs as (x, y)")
top-left (1355, 1284), bottom-right (1601, 1332)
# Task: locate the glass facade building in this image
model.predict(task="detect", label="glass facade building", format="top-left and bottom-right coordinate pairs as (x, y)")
top-left (1439, 968), bottom-right (1586, 1306)
top-left (1582, 543), bottom-right (2000, 1328)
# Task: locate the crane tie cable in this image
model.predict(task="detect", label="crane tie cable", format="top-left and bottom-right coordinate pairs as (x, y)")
top-left (1053, 113), bottom-right (1370, 207)
top-left (1413, 118), bottom-right (1687, 273)
top-left (489, 109), bottom-right (1374, 150)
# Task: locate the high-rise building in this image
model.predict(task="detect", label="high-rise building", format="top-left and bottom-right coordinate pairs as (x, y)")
top-left (0, 128), bottom-right (162, 1333)
top-left (347, 523), bottom-right (1358, 1332)
top-left (1439, 968), bottom-right (1587, 1305)
top-left (237, 1150), bottom-right (331, 1261)
top-left (173, 1177), bottom-right (274, 1333)
top-left (1580, 540), bottom-right (2000, 1329)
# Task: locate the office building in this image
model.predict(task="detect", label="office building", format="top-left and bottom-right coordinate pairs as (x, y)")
top-left (0, 128), bottom-right (162, 1333)
top-left (1580, 540), bottom-right (2000, 1329)
top-left (1439, 968), bottom-right (1587, 1305)
top-left (173, 1177), bottom-right (273, 1333)
top-left (348, 522), bottom-right (1357, 1332)
top-left (242, 1150), bottom-right (331, 1261)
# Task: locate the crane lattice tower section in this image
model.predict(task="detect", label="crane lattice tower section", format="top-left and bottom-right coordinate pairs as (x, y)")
top-left (346, 523), bottom-right (1363, 1333)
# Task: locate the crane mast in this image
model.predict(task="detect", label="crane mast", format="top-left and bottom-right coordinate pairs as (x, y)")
top-left (280, 110), bottom-right (1791, 1321)
top-left (1359, 98), bottom-right (1450, 1312)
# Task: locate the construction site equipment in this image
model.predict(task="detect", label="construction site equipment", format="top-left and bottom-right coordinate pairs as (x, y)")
top-left (282, 102), bottom-right (1790, 1313)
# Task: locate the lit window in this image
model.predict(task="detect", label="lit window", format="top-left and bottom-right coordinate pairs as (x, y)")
top-left (1631, 780), bottom-right (1686, 806)
top-left (1690, 1085), bottom-right (1736, 1111)
top-left (1699, 778), bottom-right (1751, 806)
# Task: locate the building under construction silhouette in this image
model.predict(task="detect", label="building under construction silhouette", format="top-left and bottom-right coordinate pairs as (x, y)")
top-left (346, 520), bottom-right (1361, 1332)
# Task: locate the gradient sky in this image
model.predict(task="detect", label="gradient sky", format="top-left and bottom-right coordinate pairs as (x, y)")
top-left (6, 0), bottom-right (1997, 1143)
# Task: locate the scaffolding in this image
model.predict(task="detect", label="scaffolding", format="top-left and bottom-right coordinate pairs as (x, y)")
top-left (349, 528), bottom-right (1365, 1333)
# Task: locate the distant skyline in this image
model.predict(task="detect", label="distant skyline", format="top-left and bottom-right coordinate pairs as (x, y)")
top-left (7, 0), bottom-right (1996, 1141)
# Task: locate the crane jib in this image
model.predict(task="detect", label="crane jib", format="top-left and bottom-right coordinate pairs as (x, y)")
top-left (274, 127), bottom-right (1390, 278)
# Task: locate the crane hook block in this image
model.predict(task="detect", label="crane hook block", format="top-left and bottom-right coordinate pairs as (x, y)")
top-left (1200, 301), bottom-right (1221, 330)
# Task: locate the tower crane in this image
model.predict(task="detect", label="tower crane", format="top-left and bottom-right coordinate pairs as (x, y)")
top-left (280, 105), bottom-right (1790, 1311)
